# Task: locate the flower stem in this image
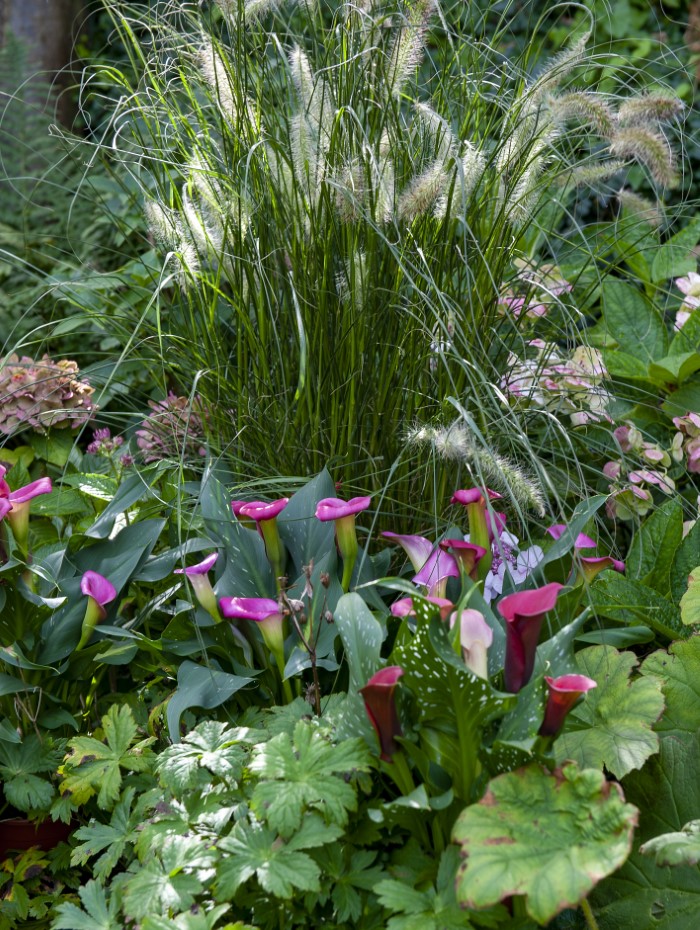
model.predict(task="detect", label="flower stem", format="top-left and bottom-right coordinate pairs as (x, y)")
top-left (580, 898), bottom-right (600, 930)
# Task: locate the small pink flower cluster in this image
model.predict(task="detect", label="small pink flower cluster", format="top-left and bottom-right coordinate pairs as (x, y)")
top-left (502, 341), bottom-right (611, 426)
top-left (87, 428), bottom-right (134, 469)
top-left (498, 262), bottom-right (573, 321)
top-left (603, 424), bottom-right (676, 520)
top-left (136, 393), bottom-right (209, 463)
top-left (0, 353), bottom-right (95, 436)
top-left (673, 273), bottom-right (700, 331)
top-left (671, 413), bottom-right (700, 473)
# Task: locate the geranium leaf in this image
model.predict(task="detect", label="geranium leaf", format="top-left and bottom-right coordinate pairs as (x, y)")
top-left (452, 763), bottom-right (637, 925)
top-left (554, 645), bottom-right (664, 778)
top-left (53, 880), bottom-right (121, 930)
top-left (156, 720), bottom-right (250, 793)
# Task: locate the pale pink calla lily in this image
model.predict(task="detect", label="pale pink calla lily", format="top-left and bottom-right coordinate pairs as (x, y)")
top-left (498, 582), bottom-right (564, 693)
top-left (539, 674), bottom-right (597, 736)
top-left (317, 497), bottom-right (372, 592)
top-left (546, 524), bottom-right (596, 549)
top-left (450, 609), bottom-right (493, 679)
top-left (413, 547), bottom-right (459, 598)
top-left (359, 666), bottom-right (404, 762)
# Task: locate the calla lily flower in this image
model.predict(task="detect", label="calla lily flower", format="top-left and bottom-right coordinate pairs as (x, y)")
top-left (77, 570), bottom-right (117, 651)
top-left (539, 674), bottom-right (597, 737)
top-left (174, 552), bottom-right (220, 621)
top-left (450, 609), bottom-right (493, 679)
top-left (0, 465), bottom-right (53, 551)
top-left (359, 666), bottom-right (404, 762)
top-left (451, 488), bottom-right (502, 578)
top-left (220, 596), bottom-right (290, 697)
top-left (412, 547), bottom-right (459, 598)
top-left (546, 524), bottom-right (596, 549)
top-left (390, 596), bottom-right (453, 620)
top-left (382, 532), bottom-right (434, 574)
top-left (235, 499), bottom-right (289, 588)
top-left (440, 539), bottom-right (487, 580)
top-left (498, 582), bottom-right (564, 693)
top-left (577, 556), bottom-right (625, 585)
top-left (316, 496), bottom-right (371, 592)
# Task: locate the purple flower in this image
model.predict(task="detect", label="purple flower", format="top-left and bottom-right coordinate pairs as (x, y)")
top-left (359, 666), bottom-right (404, 762)
top-left (239, 499), bottom-right (289, 522)
top-left (451, 488), bottom-right (502, 507)
top-left (77, 570), bottom-right (117, 651)
top-left (539, 674), bottom-right (597, 737)
top-left (219, 596), bottom-right (286, 680)
top-left (174, 553), bottom-right (219, 620)
top-left (546, 524), bottom-right (596, 550)
top-left (412, 547), bottom-right (459, 598)
top-left (233, 499), bottom-right (288, 589)
top-left (316, 496), bottom-right (372, 592)
top-left (498, 582), bottom-right (564, 693)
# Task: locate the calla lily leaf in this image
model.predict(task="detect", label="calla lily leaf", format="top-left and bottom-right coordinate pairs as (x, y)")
top-left (452, 762), bottom-right (638, 925)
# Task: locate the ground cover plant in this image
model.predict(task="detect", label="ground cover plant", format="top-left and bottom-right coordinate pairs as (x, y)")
top-left (1, 0), bottom-right (700, 928)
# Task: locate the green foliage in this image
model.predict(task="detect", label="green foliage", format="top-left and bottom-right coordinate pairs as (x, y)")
top-left (452, 763), bottom-right (638, 925)
top-left (640, 819), bottom-right (700, 869)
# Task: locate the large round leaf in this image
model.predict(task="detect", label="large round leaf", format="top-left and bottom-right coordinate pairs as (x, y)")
top-left (452, 763), bottom-right (637, 925)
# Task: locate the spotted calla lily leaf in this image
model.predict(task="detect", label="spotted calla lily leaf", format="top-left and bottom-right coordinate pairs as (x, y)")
top-left (554, 645), bottom-right (664, 779)
top-left (452, 762), bottom-right (638, 925)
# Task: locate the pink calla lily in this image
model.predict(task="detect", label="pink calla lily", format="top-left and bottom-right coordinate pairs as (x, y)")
top-left (382, 532), bottom-right (434, 574)
top-left (77, 570), bottom-right (117, 651)
top-left (546, 524), bottom-right (596, 549)
top-left (0, 465), bottom-right (53, 550)
top-left (390, 596), bottom-right (453, 620)
top-left (440, 539), bottom-right (487, 580)
top-left (174, 553), bottom-right (219, 620)
top-left (498, 582), bottom-right (564, 693)
top-left (317, 496), bottom-right (372, 592)
top-left (451, 488), bottom-right (502, 507)
top-left (412, 547), bottom-right (459, 598)
top-left (539, 674), bottom-right (597, 736)
top-left (450, 609), bottom-right (493, 679)
top-left (232, 499), bottom-right (288, 588)
top-left (450, 487), bottom-right (502, 578)
top-left (219, 596), bottom-right (287, 691)
top-left (238, 499), bottom-right (289, 522)
top-left (359, 666), bottom-right (404, 762)
top-left (578, 556), bottom-right (625, 584)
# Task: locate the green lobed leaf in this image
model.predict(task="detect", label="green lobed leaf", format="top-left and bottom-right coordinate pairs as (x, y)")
top-left (648, 352), bottom-right (700, 387)
top-left (122, 835), bottom-right (214, 920)
top-left (554, 645), bottom-right (664, 778)
top-left (53, 880), bottom-right (121, 930)
top-left (640, 820), bottom-right (700, 869)
top-left (453, 763), bottom-right (638, 925)
top-left (156, 720), bottom-right (250, 793)
top-left (680, 568), bottom-right (700, 626)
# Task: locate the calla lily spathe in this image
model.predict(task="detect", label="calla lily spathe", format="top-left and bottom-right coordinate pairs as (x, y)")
top-left (175, 553), bottom-right (220, 620)
top-left (539, 673), bottom-right (597, 736)
top-left (316, 496), bottom-right (371, 592)
top-left (77, 570), bottom-right (117, 651)
top-left (498, 582), bottom-right (564, 693)
top-left (359, 666), bottom-right (404, 762)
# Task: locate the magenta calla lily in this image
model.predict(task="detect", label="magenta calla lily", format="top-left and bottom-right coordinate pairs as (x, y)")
top-left (77, 570), bottom-right (117, 651)
top-left (382, 532), bottom-right (434, 574)
top-left (174, 553), bottom-right (219, 620)
top-left (450, 609), bottom-right (493, 679)
top-left (440, 539), bottom-right (487, 580)
top-left (412, 547), bottom-right (459, 598)
top-left (546, 524), bottom-right (596, 549)
top-left (315, 496), bottom-right (371, 521)
top-left (0, 465), bottom-right (53, 550)
top-left (390, 596), bottom-right (453, 620)
top-left (220, 596), bottom-right (289, 696)
top-left (578, 556), bottom-right (625, 584)
top-left (451, 487), bottom-right (502, 578)
top-left (234, 499), bottom-right (288, 588)
top-left (539, 674), bottom-right (597, 736)
top-left (498, 582), bottom-right (564, 693)
top-left (316, 496), bottom-right (372, 592)
top-left (359, 666), bottom-right (404, 762)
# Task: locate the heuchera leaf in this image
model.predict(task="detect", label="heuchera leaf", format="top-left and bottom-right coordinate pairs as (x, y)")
top-left (554, 645), bottom-right (664, 778)
top-left (452, 762), bottom-right (638, 925)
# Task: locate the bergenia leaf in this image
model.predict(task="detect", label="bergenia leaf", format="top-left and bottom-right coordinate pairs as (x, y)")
top-left (640, 820), bottom-right (700, 868)
top-left (554, 645), bottom-right (664, 778)
top-left (452, 762), bottom-right (638, 925)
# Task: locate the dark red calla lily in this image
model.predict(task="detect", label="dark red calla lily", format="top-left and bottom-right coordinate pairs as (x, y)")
top-left (498, 582), bottom-right (564, 693)
top-left (359, 666), bottom-right (404, 762)
top-left (539, 673), bottom-right (597, 736)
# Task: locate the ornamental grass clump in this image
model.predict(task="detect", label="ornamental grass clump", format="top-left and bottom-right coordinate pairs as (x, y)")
top-left (0, 353), bottom-right (95, 436)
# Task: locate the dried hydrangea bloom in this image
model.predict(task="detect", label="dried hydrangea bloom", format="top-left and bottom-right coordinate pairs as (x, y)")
top-left (136, 392), bottom-right (209, 463)
top-left (0, 354), bottom-right (95, 436)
